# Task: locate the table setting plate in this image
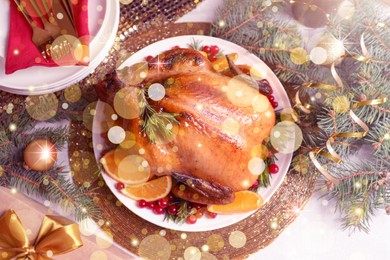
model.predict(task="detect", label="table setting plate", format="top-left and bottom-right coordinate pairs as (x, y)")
top-left (0, 0), bottom-right (119, 95)
top-left (92, 35), bottom-right (293, 232)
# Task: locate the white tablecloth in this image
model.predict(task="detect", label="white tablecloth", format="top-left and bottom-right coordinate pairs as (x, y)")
top-left (178, 1), bottom-right (390, 260)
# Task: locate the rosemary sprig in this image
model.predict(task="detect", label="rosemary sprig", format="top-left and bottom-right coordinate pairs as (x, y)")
top-left (187, 38), bottom-right (203, 50)
top-left (164, 201), bottom-right (197, 224)
top-left (140, 89), bottom-right (181, 143)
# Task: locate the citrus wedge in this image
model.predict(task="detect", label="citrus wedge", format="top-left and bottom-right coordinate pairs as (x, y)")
top-left (207, 191), bottom-right (263, 214)
top-left (121, 175), bottom-right (172, 202)
top-left (100, 149), bottom-right (151, 185)
top-left (212, 53), bottom-right (238, 72)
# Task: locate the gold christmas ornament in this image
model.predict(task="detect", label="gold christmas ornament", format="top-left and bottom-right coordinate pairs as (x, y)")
top-left (24, 140), bottom-right (58, 171)
top-left (315, 36), bottom-right (346, 65)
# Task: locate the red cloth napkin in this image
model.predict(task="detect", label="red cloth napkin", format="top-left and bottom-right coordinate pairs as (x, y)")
top-left (6, 0), bottom-right (89, 74)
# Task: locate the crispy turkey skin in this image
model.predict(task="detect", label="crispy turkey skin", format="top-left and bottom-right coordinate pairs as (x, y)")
top-left (121, 48), bottom-right (276, 204)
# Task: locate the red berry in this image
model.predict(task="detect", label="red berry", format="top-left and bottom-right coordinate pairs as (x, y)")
top-left (210, 45), bottom-right (220, 54)
top-left (202, 45), bottom-right (211, 53)
top-left (193, 203), bottom-right (203, 210)
top-left (145, 55), bottom-right (153, 62)
top-left (207, 211), bottom-right (217, 219)
top-left (153, 206), bottom-right (165, 214)
top-left (187, 203), bottom-right (194, 211)
top-left (115, 182), bottom-right (125, 190)
top-left (271, 101), bottom-right (279, 108)
top-left (146, 201), bottom-right (156, 209)
top-left (208, 53), bottom-right (217, 62)
top-left (167, 193), bottom-right (176, 203)
top-left (158, 198), bottom-right (169, 208)
top-left (186, 215), bottom-right (197, 224)
top-left (138, 199), bottom-right (147, 208)
top-left (167, 205), bottom-right (178, 215)
top-left (195, 210), bottom-right (204, 219)
top-left (269, 164), bottom-right (279, 174)
top-left (251, 180), bottom-right (259, 189)
top-left (267, 95), bottom-right (275, 102)
top-left (172, 45), bottom-right (180, 49)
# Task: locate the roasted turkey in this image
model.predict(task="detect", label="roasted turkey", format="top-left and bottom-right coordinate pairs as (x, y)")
top-left (117, 48), bottom-right (276, 205)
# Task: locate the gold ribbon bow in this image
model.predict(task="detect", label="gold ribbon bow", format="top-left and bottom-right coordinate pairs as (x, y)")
top-left (0, 209), bottom-right (83, 260)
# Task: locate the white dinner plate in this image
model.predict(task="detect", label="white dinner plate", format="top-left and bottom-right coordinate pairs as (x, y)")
top-left (0, 0), bottom-right (119, 95)
top-left (93, 35), bottom-right (293, 232)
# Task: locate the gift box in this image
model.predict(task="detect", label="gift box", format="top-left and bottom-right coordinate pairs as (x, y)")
top-left (0, 187), bottom-right (134, 259)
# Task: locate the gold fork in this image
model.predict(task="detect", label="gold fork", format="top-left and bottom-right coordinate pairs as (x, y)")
top-left (14, 0), bottom-right (53, 62)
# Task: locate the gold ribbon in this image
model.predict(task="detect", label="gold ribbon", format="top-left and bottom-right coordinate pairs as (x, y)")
top-left (294, 81), bottom-right (340, 114)
top-left (0, 209), bottom-right (83, 260)
top-left (310, 97), bottom-right (388, 184)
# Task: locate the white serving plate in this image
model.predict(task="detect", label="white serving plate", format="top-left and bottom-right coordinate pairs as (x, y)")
top-left (0, 0), bottom-right (119, 95)
top-left (93, 35), bottom-right (293, 232)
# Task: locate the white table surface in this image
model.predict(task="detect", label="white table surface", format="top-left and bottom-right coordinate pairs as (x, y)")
top-left (178, 1), bottom-right (390, 260)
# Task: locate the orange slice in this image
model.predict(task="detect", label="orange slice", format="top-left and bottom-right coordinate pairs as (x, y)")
top-left (121, 175), bottom-right (172, 202)
top-left (207, 191), bottom-right (263, 214)
top-left (100, 149), bottom-right (151, 185)
top-left (212, 53), bottom-right (238, 72)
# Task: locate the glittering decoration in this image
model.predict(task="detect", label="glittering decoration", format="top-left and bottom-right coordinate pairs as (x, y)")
top-left (64, 85), bottom-right (82, 103)
top-left (90, 251), bottom-right (108, 260)
top-left (70, 151), bottom-right (100, 185)
top-left (83, 101), bottom-right (115, 133)
top-left (333, 96), bottom-right (350, 113)
top-left (25, 94), bottom-right (59, 121)
top-left (207, 234), bottom-right (225, 253)
top-left (148, 83), bottom-right (166, 101)
top-left (107, 126), bottom-right (126, 144)
top-left (113, 87), bottom-right (142, 120)
top-left (315, 36), bottom-right (346, 65)
top-left (138, 235), bottom-right (171, 259)
top-left (228, 231), bottom-right (247, 248)
top-left (23, 140), bottom-right (58, 171)
top-left (96, 230), bottom-right (114, 248)
top-left (292, 154), bottom-right (310, 175)
top-left (338, 0), bottom-right (356, 19)
top-left (270, 121), bottom-right (303, 154)
top-left (290, 47), bottom-right (308, 65)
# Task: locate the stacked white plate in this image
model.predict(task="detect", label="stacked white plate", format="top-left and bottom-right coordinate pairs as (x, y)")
top-left (0, 0), bottom-right (119, 95)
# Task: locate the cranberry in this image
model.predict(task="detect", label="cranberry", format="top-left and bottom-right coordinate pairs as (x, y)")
top-left (153, 206), bottom-right (165, 214)
top-left (193, 203), bottom-right (203, 210)
top-left (146, 201), bottom-right (156, 209)
top-left (115, 182), bottom-right (125, 190)
top-left (207, 211), bottom-right (217, 219)
top-left (208, 53), bottom-right (217, 62)
top-left (138, 199), bottom-right (147, 208)
top-left (187, 203), bottom-right (194, 211)
top-left (158, 198), bottom-right (169, 209)
top-left (167, 193), bottom-right (176, 203)
top-left (195, 210), bottom-right (204, 219)
top-left (202, 45), bottom-right (211, 53)
top-left (269, 164), bottom-right (279, 174)
top-left (172, 45), bottom-right (180, 49)
top-left (167, 205), bottom-right (178, 215)
top-left (271, 101), bottom-right (279, 108)
top-left (210, 45), bottom-right (220, 54)
top-left (250, 180), bottom-right (259, 189)
top-left (145, 55), bottom-right (153, 62)
top-left (267, 95), bottom-right (275, 102)
top-left (186, 215), bottom-right (197, 224)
